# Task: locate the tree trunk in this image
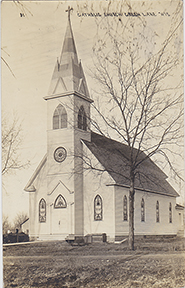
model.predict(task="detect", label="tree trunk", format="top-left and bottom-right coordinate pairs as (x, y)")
top-left (129, 174), bottom-right (135, 250)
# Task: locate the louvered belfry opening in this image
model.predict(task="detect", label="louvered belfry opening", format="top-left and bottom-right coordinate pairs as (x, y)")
top-left (53, 104), bottom-right (67, 130)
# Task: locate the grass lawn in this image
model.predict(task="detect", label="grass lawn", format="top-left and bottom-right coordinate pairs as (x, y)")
top-left (3, 237), bottom-right (185, 287)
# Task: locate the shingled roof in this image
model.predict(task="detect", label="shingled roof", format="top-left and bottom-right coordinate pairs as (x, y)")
top-left (47, 12), bottom-right (90, 98)
top-left (83, 132), bottom-right (179, 197)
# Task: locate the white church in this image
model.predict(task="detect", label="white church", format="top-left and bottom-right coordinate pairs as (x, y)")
top-left (24, 10), bottom-right (184, 242)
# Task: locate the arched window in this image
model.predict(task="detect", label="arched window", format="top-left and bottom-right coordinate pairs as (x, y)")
top-left (78, 106), bottom-right (87, 131)
top-left (169, 202), bottom-right (172, 223)
top-left (94, 195), bottom-right (103, 221)
top-left (54, 194), bottom-right (67, 209)
top-left (156, 201), bottom-right (159, 223)
top-left (141, 198), bottom-right (145, 222)
top-left (53, 104), bottom-right (67, 129)
top-left (39, 198), bottom-right (46, 222)
top-left (123, 196), bottom-right (128, 221)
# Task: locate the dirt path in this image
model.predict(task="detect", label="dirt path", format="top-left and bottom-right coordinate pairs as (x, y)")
top-left (3, 251), bottom-right (185, 260)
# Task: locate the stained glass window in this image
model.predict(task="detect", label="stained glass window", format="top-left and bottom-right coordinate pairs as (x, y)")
top-left (94, 195), bottom-right (103, 221)
top-left (169, 202), bottom-right (172, 223)
top-left (141, 198), bottom-right (145, 222)
top-left (39, 198), bottom-right (46, 222)
top-left (123, 196), bottom-right (128, 221)
top-left (156, 201), bottom-right (159, 223)
top-left (54, 194), bottom-right (67, 209)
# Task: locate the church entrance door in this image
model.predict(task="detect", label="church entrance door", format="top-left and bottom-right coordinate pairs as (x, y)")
top-left (50, 204), bottom-right (69, 238)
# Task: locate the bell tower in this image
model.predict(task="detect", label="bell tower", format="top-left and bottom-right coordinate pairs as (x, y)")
top-left (44, 7), bottom-right (93, 240)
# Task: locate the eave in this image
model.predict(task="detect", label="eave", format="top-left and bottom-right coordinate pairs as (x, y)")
top-left (24, 154), bottom-right (47, 192)
top-left (106, 183), bottom-right (179, 198)
top-left (43, 90), bottom-right (94, 103)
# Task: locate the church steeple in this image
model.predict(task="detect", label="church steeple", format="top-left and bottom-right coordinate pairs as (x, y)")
top-left (48, 7), bottom-right (90, 98)
top-left (60, 6), bottom-right (78, 65)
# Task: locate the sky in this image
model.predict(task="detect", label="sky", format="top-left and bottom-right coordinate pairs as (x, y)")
top-left (1, 0), bottom-right (184, 224)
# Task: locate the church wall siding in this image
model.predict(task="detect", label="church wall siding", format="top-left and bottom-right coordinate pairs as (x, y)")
top-left (115, 186), bottom-right (129, 236)
top-left (28, 160), bottom-right (48, 240)
top-left (83, 145), bottom-right (115, 241)
top-left (73, 96), bottom-right (91, 237)
top-left (47, 135), bottom-right (74, 177)
top-left (36, 169), bottom-right (49, 238)
top-left (115, 186), bottom-right (178, 237)
top-left (135, 191), bottom-right (177, 235)
top-left (176, 207), bottom-right (184, 233)
top-left (29, 192), bottom-right (36, 239)
top-left (74, 160), bottom-right (84, 237)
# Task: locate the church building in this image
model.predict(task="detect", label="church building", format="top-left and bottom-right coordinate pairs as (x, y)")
top-left (24, 9), bottom-right (183, 242)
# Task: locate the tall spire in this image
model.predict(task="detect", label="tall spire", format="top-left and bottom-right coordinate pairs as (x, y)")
top-left (60, 6), bottom-right (77, 65)
top-left (48, 6), bottom-right (90, 98)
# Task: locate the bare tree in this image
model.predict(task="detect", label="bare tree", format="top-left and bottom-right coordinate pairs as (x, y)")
top-left (13, 212), bottom-right (28, 231)
top-left (85, 3), bottom-right (184, 250)
top-left (2, 215), bottom-right (12, 234)
top-left (2, 116), bottom-right (29, 175)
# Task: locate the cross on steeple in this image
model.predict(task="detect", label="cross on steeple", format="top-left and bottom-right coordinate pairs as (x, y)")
top-left (66, 6), bottom-right (73, 21)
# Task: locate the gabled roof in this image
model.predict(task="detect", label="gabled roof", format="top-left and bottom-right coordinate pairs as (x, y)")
top-left (24, 154), bottom-right (47, 192)
top-left (83, 132), bottom-right (179, 197)
top-left (47, 13), bottom-right (90, 98)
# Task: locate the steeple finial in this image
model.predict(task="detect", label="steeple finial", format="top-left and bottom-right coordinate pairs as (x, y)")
top-left (65, 6), bottom-right (73, 21)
